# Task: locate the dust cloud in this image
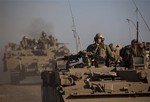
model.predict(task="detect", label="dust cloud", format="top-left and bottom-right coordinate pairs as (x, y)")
top-left (27, 18), bottom-right (54, 39)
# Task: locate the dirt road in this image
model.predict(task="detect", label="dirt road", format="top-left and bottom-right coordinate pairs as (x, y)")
top-left (0, 84), bottom-right (42, 102)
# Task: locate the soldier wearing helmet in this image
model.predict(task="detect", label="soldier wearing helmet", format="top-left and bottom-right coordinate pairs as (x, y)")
top-left (109, 43), bottom-right (122, 66)
top-left (87, 33), bottom-right (114, 67)
top-left (20, 36), bottom-right (29, 49)
top-left (94, 33), bottom-right (105, 44)
top-left (131, 39), bottom-right (145, 57)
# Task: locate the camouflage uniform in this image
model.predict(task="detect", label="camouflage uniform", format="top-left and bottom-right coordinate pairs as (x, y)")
top-left (131, 39), bottom-right (145, 57)
top-left (20, 36), bottom-right (28, 49)
top-left (48, 35), bottom-right (56, 46)
top-left (87, 33), bottom-right (113, 67)
top-left (87, 43), bottom-right (112, 60)
top-left (39, 31), bottom-right (49, 49)
top-left (120, 39), bottom-right (145, 68)
top-left (109, 43), bottom-right (122, 64)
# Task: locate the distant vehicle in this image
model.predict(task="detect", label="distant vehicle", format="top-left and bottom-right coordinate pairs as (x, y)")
top-left (3, 32), bottom-right (70, 84)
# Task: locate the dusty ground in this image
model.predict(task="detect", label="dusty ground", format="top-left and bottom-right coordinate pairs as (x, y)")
top-left (0, 84), bottom-right (42, 102)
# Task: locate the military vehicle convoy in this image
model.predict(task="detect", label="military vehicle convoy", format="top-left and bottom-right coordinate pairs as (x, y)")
top-left (41, 40), bottom-right (150, 102)
top-left (3, 32), bottom-right (70, 84)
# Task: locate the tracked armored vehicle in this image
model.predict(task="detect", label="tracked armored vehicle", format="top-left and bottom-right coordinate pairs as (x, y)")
top-left (3, 32), bottom-right (70, 84)
top-left (41, 41), bottom-right (150, 102)
top-left (41, 2), bottom-right (150, 100)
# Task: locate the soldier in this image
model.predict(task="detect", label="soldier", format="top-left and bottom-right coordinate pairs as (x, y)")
top-left (87, 33), bottom-right (114, 67)
top-left (120, 39), bottom-right (145, 68)
top-left (109, 43), bottom-right (122, 66)
top-left (116, 44), bottom-right (122, 56)
top-left (20, 36), bottom-right (28, 49)
top-left (32, 39), bottom-right (39, 51)
top-left (40, 31), bottom-right (48, 49)
top-left (131, 39), bottom-right (145, 57)
top-left (41, 31), bottom-right (47, 39)
top-left (48, 34), bottom-right (56, 46)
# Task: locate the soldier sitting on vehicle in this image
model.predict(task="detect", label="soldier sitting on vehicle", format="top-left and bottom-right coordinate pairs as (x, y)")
top-left (20, 36), bottom-right (29, 49)
top-left (109, 43), bottom-right (122, 67)
top-left (87, 33), bottom-right (114, 67)
top-left (131, 39), bottom-right (145, 57)
top-left (130, 39), bottom-right (146, 69)
top-left (48, 34), bottom-right (57, 47)
top-left (39, 31), bottom-right (49, 49)
top-left (120, 39), bottom-right (145, 69)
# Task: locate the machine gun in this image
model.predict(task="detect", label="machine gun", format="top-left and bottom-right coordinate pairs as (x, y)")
top-left (57, 54), bottom-right (80, 62)
top-left (57, 53), bottom-right (82, 68)
top-left (57, 50), bottom-right (106, 68)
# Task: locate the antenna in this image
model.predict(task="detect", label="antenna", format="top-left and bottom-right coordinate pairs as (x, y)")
top-left (126, 19), bottom-right (132, 41)
top-left (132, 0), bottom-right (150, 31)
top-left (68, 0), bottom-right (82, 53)
top-left (126, 18), bottom-right (143, 42)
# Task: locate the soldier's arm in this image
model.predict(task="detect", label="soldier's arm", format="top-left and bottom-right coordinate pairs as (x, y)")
top-left (87, 44), bottom-right (93, 52)
top-left (87, 44), bottom-right (98, 54)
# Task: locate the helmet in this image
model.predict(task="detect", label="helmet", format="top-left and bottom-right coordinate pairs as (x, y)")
top-left (94, 33), bottom-right (104, 41)
top-left (23, 36), bottom-right (28, 39)
top-left (95, 33), bottom-right (104, 38)
top-left (131, 39), bottom-right (137, 45)
top-left (109, 43), bottom-right (116, 51)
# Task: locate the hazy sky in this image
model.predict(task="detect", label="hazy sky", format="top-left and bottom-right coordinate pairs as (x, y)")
top-left (0, 0), bottom-right (150, 70)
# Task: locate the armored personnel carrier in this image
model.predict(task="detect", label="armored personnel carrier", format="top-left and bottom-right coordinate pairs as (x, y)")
top-left (41, 41), bottom-right (150, 102)
top-left (3, 32), bottom-right (70, 84)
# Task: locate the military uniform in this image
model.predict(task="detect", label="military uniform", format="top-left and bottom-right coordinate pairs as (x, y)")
top-left (109, 43), bottom-right (122, 64)
top-left (20, 36), bottom-right (28, 49)
top-left (86, 33), bottom-right (115, 67)
top-left (87, 43), bottom-right (112, 59)
top-left (131, 43), bottom-right (145, 57)
top-left (87, 43), bottom-right (113, 66)
top-left (40, 32), bottom-right (49, 49)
